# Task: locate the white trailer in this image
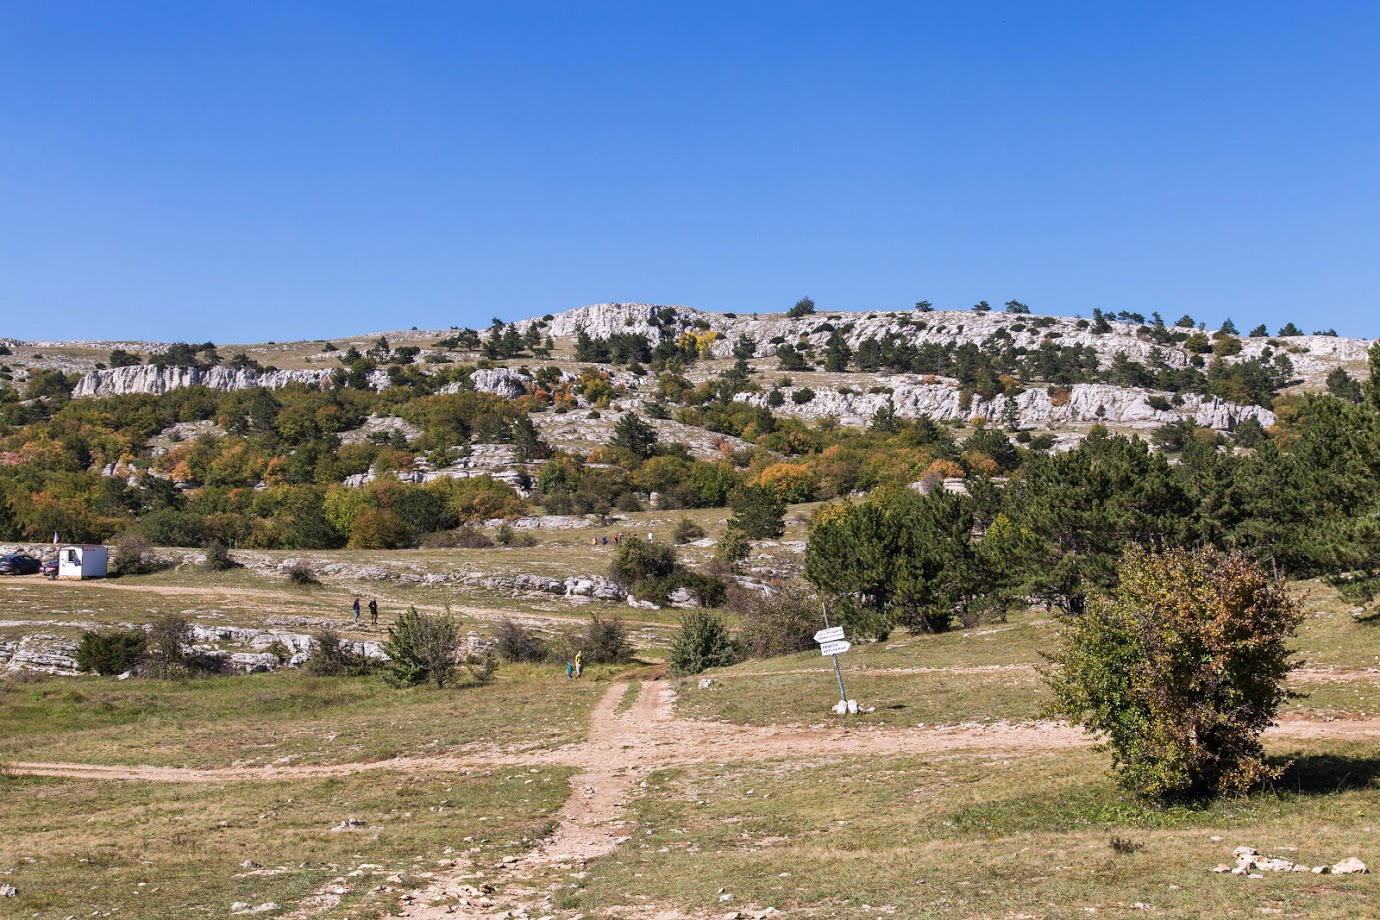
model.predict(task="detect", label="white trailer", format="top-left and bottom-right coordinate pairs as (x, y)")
top-left (58, 544), bottom-right (109, 579)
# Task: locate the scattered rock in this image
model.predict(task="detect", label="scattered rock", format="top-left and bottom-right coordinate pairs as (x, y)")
top-left (1331, 857), bottom-right (1368, 875)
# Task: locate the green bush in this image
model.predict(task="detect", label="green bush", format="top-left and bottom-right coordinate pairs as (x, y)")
top-left (714, 527), bottom-right (751, 571)
top-left (143, 613), bottom-right (191, 679)
top-left (75, 630), bottom-right (147, 675)
top-left (669, 609), bottom-right (740, 675)
top-left (493, 618), bottom-right (548, 663)
top-left (672, 518), bottom-right (706, 544)
top-left (305, 629), bottom-right (373, 676)
top-left (727, 484), bottom-right (785, 539)
top-left (201, 540), bottom-right (236, 571)
top-left (114, 533), bottom-right (159, 575)
top-left (609, 538), bottom-right (678, 587)
top-left (382, 607), bottom-right (496, 688)
top-left (1044, 547), bottom-right (1303, 802)
top-left (550, 615), bottom-right (628, 666)
top-left (735, 583), bottom-right (820, 658)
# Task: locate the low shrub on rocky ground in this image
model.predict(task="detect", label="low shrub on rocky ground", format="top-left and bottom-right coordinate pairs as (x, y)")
top-left (732, 581), bottom-right (821, 658)
top-left (74, 629), bottom-right (147, 675)
top-left (493, 618), bottom-right (549, 663)
top-left (305, 628), bottom-right (374, 676)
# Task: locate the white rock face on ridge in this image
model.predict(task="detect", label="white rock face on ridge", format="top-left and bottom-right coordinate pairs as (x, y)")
top-left (531, 302), bottom-right (722, 341)
top-left (738, 380), bottom-right (1275, 431)
top-left (71, 365), bottom-right (394, 398)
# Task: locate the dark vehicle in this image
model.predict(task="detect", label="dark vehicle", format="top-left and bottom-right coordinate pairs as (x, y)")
top-left (0, 554), bottom-right (42, 575)
top-left (40, 558), bottom-right (58, 578)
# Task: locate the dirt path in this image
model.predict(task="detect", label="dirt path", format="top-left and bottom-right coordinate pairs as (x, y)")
top-left (12, 685), bottom-right (1380, 918)
top-left (9, 576), bottom-right (673, 630)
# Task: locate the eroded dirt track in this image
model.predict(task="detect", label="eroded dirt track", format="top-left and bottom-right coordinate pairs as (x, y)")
top-left (11, 682), bottom-right (1380, 918)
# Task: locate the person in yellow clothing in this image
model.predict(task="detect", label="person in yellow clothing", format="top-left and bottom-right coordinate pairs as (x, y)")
top-left (574, 651), bottom-right (583, 678)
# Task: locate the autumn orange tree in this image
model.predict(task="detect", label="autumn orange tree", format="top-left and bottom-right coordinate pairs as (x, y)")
top-left (1044, 546), bottom-right (1303, 801)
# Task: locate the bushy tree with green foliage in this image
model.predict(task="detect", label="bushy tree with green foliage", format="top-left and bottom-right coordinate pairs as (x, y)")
top-left (669, 609), bottom-right (740, 675)
top-left (727, 484), bottom-right (785, 539)
top-left (805, 488), bottom-right (1025, 637)
top-left (1044, 547), bottom-right (1302, 801)
top-left (383, 607), bottom-right (495, 688)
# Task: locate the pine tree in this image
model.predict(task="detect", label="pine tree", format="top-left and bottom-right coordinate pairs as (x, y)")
top-left (823, 331), bottom-right (852, 372)
top-left (727, 484), bottom-right (785, 539)
top-left (610, 412), bottom-right (658, 458)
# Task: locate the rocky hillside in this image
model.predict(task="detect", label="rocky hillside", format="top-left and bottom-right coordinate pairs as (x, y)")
top-left (13, 303), bottom-right (1373, 442)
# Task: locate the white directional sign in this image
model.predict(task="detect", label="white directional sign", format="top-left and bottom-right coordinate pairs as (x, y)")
top-left (814, 626), bottom-right (845, 643)
top-left (819, 639), bottom-right (851, 657)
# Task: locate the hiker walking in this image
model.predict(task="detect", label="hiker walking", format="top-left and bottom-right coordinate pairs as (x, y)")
top-left (352, 596), bottom-right (361, 625)
top-left (368, 597), bottom-right (378, 625)
top-left (647, 532), bottom-right (654, 543)
top-left (575, 651), bottom-right (584, 678)
top-left (566, 659), bottom-right (575, 679)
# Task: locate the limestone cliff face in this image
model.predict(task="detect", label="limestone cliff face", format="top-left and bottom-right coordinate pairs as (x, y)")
top-left (533, 303), bottom-right (1373, 386)
top-left (738, 380), bottom-right (1275, 432)
top-left (72, 365), bottom-right (363, 397)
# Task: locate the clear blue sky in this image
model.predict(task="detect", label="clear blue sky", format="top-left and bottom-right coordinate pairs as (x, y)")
top-left (3, 1), bottom-right (1378, 342)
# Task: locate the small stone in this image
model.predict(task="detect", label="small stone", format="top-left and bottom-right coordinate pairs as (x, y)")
top-left (0, 884), bottom-right (16, 897)
top-left (1331, 857), bottom-right (1368, 875)
top-left (1212, 864), bottom-right (1231, 874)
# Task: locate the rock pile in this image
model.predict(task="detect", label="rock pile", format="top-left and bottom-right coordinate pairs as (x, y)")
top-left (1213, 846), bottom-right (1369, 876)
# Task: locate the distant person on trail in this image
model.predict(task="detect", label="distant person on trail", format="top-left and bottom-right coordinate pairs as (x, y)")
top-left (368, 597), bottom-right (378, 625)
top-left (601, 536), bottom-right (608, 545)
top-left (575, 651), bottom-right (584, 678)
top-left (352, 596), bottom-right (361, 625)
top-left (647, 532), bottom-right (654, 543)
top-left (566, 660), bottom-right (574, 679)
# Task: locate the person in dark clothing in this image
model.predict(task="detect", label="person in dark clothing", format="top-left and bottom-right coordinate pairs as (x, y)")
top-left (352, 596), bottom-right (361, 625)
top-left (368, 597), bottom-right (378, 625)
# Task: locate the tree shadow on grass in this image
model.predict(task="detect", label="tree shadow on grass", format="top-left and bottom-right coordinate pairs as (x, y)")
top-left (1271, 752), bottom-right (1380, 797)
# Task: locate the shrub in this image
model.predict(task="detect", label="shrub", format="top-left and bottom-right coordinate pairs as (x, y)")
top-left (673, 518), bottom-right (706, 544)
top-left (496, 523), bottom-right (538, 547)
top-left (734, 583), bottom-right (820, 658)
top-left (493, 618), bottom-right (548, 663)
top-left (383, 607), bottom-right (495, 688)
top-left (285, 560), bottom-right (318, 585)
top-left (305, 628), bottom-right (373, 676)
top-left (714, 527), bottom-right (752, 571)
top-left (201, 540), bottom-right (236, 571)
top-left (143, 613), bottom-right (191, 679)
top-left (577, 615), bottom-right (632, 664)
top-left (1044, 547), bottom-right (1303, 801)
top-left (727, 484), bottom-right (785, 539)
top-left (669, 609), bottom-right (740, 675)
top-left (75, 629), bottom-right (147, 675)
top-left (114, 533), bottom-right (159, 575)
top-left (791, 387), bottom-right (816, 404)
top-left (609, 539), bottom-right (678, 588)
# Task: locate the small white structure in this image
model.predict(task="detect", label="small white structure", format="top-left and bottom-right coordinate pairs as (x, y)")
top-left (58, 544), bottom-right (108, 580)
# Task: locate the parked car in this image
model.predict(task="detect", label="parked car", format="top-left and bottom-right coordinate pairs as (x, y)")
top-left (0, 553), bottom-right (42, 575)
top-left (40, 558), bottom-right (58, 578)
